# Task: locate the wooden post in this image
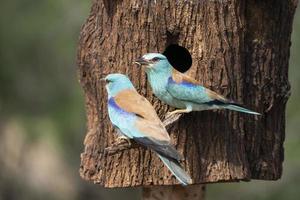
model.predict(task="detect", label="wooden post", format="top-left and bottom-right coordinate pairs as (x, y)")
top-left (77, 0), bottom-right (297, 198)
top-left (142, 185), bottom-right (205, 200)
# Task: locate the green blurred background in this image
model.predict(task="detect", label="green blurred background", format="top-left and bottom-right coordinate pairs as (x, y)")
top-left (0, 1), bottom-right (299, 200)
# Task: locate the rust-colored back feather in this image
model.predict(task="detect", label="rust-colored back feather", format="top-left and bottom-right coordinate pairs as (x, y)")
top-left (171, 69), bottom-right (200, 84)
top-left (114, 89), bottom-right (170, 142)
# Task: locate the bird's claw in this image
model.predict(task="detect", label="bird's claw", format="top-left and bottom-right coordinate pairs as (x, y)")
top-left (104, 142), bottom-right (131, 155)
top-left (116, 136), bottom-right (131, 145)
top-left (163, 112), bottom-right (183, 127)
top-left (104, 136), bottom-right (132, 155)
top-left (165, 111), bottom-right (176, 118)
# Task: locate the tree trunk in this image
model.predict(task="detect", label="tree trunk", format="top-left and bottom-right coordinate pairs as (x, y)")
top-left (142, 185), bottom-right (205, 200)
top-left (78, 0), bottom-right (297, 191)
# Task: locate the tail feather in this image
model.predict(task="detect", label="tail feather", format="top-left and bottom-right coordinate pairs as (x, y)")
top-left (206, 99), bottom-right (261, 115)
top-left (158, 154), bottom-right (192, 185)
top-left (225, 104), bottom-right (261, 115)
top-left (134, 137), bottom-right (183, 161)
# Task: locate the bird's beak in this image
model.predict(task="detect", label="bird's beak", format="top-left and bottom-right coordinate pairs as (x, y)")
top-left (135, 57), bottom-right (149, 66)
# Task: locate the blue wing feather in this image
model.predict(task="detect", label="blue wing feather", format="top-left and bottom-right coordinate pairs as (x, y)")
top-left (107, 97), bottom-right (137, 138)
top-left (167, 77), bottom-right (213, 104)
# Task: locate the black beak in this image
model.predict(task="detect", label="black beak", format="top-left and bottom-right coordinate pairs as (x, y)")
top-left (135, 57), bottom-right (149, 66)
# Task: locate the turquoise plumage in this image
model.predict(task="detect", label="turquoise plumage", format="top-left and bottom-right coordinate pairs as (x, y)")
top-left (103, 73), bottom-right (192, 185)
top-left (135, 53), bottom-right (260, 116)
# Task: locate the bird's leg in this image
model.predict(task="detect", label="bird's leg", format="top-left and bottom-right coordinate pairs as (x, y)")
top-left (163, 107), bottom-right (192, 128)
top-left (168, 109), bottom-right (191, 115)
top-left (166, 106), bottom-right (193, 117)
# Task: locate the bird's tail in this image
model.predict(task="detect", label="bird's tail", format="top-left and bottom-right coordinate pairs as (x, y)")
top-left (157, 154), bottom-right (192, 185)
top-left (224, 103), bottom-right (261, 115)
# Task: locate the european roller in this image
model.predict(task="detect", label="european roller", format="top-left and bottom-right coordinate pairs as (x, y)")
top-left (103, 73), bottom-right (192, 185)
top-left (135, 53), bottom-right (260, 116)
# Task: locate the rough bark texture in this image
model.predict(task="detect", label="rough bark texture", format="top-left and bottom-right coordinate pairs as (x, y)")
top-left (78, 0), bottom-right (297, 187)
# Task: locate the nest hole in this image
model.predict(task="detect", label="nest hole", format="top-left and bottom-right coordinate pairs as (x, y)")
top-left (163, 44), bottom-right (192, 73)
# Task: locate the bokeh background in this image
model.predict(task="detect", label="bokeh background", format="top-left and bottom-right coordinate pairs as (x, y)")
top-left (0, 1), bottom-right (299, 200)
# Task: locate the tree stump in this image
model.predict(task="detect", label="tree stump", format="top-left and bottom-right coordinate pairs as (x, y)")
top-left (77, 0), bottom-right (297, 196)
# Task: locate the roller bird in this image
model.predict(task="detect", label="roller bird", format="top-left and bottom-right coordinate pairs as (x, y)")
top-left (135, 53), bottom-right (260, 116)
top-left (103, 73), bottom-right (192, 185)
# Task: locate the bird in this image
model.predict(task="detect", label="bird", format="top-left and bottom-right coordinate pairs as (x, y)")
top-left (102, 73), bottom-right (192, 185)
top-left (135, 53), bottom-right (261, 116)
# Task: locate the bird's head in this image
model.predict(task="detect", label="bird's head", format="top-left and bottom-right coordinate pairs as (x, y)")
top-left (102, 73), bottom-right (134, 97)
top-left (135, 53), bottom-right (171, 73)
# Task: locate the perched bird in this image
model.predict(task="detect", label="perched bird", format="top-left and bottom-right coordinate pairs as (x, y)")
top-left (103, 73), bottom-right (192, 185)
top-left (135, 53), bottom-right (260, 116)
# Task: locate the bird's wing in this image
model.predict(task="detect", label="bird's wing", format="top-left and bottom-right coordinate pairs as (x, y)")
top-left (166, 70), bottom-right (228, 104)
top-left (114, 89), bottom-right (181, 160)
top-left (114, 89), bottom-right (162, 123)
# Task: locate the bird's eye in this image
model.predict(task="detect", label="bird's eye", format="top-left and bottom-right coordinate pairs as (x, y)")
top-left (105, 79), bottom-right (111, 83)
top-left (152, 57), bottom-right (160, 62)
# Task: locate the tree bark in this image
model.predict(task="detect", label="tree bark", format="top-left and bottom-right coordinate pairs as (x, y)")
top-left (78, 0), bottom-right (297, 189)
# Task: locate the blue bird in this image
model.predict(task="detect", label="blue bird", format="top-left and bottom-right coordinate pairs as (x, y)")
top-left (135, 53), bottom-right (260, 116)
top-left (103, 73), bottom-right (192, 185)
